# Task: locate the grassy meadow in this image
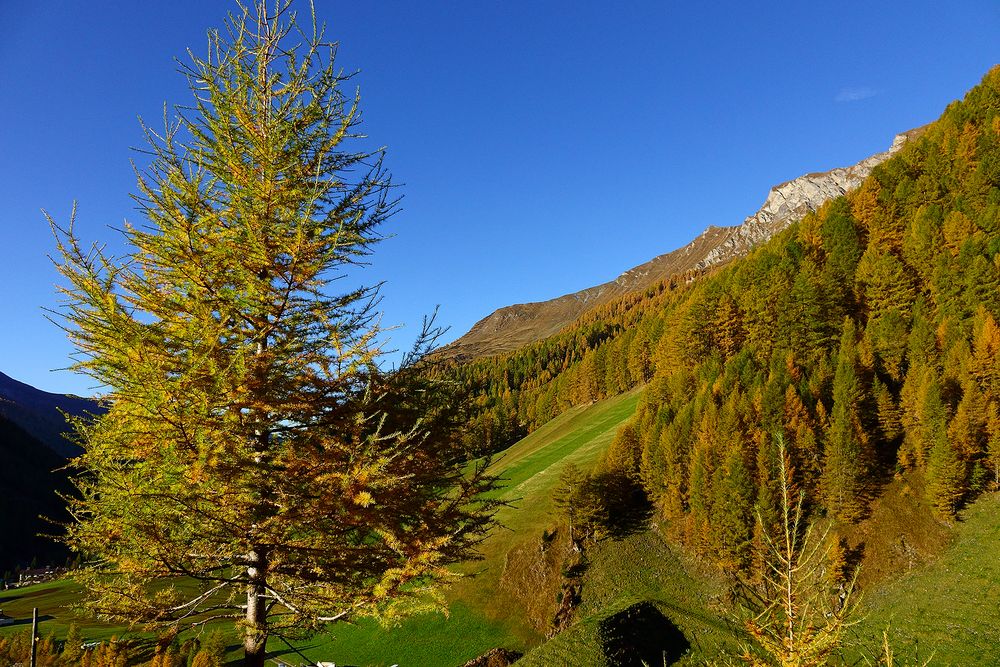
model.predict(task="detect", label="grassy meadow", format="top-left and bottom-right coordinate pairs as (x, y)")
top-left (846, 492), bottom-right (1000, 665)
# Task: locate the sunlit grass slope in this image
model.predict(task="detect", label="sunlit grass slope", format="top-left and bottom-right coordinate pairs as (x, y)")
top-left (452, 390), bottom-right (645, 613)
top-left (0, 579), bottom-right (122, 641)
top-left (846, 491), bottom-right (1000, 665)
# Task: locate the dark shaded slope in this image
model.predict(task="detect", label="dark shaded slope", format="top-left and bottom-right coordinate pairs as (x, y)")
top-left (0, 416), bottom-right (72, 573)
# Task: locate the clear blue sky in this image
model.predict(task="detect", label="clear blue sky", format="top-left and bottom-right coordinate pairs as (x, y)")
top-left (2, 1), bottom-right (998, 395)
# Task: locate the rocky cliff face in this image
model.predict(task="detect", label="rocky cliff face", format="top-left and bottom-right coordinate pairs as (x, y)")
top-left (694, 129), bottom-right (920, 271)
top-left (439, 127), bottom-right (923, 361)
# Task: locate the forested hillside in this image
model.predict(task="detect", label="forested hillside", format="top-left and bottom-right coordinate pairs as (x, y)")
top-left (451, 66), bottom-right (1000, 572)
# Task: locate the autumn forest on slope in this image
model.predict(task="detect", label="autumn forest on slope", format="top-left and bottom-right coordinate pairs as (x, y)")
top-left (3, 6), bottom-right (1000, 663)
top-left (442, 64), bottom-right (1000, 652)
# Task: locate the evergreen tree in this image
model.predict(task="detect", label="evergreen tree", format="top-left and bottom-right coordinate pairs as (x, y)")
top-left (948, 381), bottom-right (985, 461)
top-left (898, 362), bottom-right (927, 469)
top-left (627, 326), bottom-right (654, 384)
top-left (710, 444), bottom-right (754, 571)
top-left (189, 632), bottom-right (226, 667)
top-left (553, 463), bottom-right (585, 547)
top-left (714, 293), bottom-right (745, 360)
top-left (654, 414), bottom-right (691, 524)
top-left (873, 378), bottom-right (903, 444)
top-left (821, 318), bottom-right (869, 522)
top-left (854, 250), bottom-right (915, 319)
top-left (923, 374), bottom-right (967, 516)
top-left (574, 474), bottom-right (612, 543)
top-left (985, 404), bottom-right (1000, 487)
top-left (902, 204), bottom-right (944, 282)
top-left (50, 4), bottom-right (497, 665)
top-left (603, 421), bottom-right (642, 479)
top-left (62, 624), bottom-right (84, 664)
top-left (972, 309), bottom-right (1000, 399)
top-left (687, 409), bottom-right (718, 547)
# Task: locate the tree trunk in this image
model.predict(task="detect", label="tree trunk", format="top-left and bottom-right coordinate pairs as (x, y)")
top-left (244, 549), bottom-right (268, 667)
top-left (247, 333), bottom-right (271, 667)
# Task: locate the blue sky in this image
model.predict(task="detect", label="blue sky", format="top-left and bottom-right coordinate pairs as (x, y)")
top-left (2, 1), bottom-right (998, 395)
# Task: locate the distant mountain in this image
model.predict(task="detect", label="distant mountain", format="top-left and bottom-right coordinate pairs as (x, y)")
top-left (0, 371), bottom-right (99, 457)
top-left (0, 372), bottom-right (96, 571)
top-left (0, 415), bottom-right (72, 573)
top-left (439, 126), bottom-right (925, 361)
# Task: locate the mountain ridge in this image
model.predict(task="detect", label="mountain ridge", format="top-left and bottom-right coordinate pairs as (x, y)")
top-left (439, 125), bottom-right (926, 361)
top-left (0, 370), bottom-right (98, 457)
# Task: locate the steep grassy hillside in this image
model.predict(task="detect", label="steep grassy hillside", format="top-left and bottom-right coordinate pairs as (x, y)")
top-left (453, 390), bottom-right (643, 625)
top-left (517, 529), bottom-right (735, 665)
top-left (847, 492), bottom-right (1000, 665)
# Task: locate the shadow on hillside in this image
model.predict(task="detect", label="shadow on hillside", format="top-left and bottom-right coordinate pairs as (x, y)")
top-left (3, 613), bottom-right (54, 627)
top-left (263, 642), bottom-right (359, 667)
top-left (598, 601), bottom-right (690, 666)
top-left (593, 471), bottom-right (654, 539)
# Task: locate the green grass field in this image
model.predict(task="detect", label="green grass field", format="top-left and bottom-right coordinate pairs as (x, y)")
top-left (0, 579), bottom-right (124, 642)
top-left (450, 390), bottom-right (644, 615)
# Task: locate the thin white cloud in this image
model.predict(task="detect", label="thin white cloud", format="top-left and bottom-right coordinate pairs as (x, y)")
top-left (835, 86), bottom-right (879, 103)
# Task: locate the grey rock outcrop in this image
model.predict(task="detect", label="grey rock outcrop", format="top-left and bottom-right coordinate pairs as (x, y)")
top-left (694, 129), bottom-right (918, 271)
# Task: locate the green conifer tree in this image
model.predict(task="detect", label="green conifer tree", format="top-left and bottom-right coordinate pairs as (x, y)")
top-left (687, 410), bottom-right (718, 547)
top-left (710, 445), bottom-right (754, 571)
top-left (62, 623), bottom-right (84, 664)
top-left (821, 318), bottom-right (869, 522)
top-left (923, 373), bottom-right (967, 517)
top-left (873, 378), bottom-right (903, 444)
top-left (553, 463), bottom-right (585, 548)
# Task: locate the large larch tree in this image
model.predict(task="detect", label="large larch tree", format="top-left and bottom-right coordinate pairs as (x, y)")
top-left (50, 3), bottom-right (498, 665)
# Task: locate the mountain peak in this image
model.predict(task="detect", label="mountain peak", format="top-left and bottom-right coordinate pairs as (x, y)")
top-left (438, 127), bottom-right (925, 361)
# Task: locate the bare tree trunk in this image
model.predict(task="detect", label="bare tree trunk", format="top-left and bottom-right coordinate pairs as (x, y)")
top-left (246, 326), bottom-right (271, 667)
top-left (244, 549), bottom-right (268, 667)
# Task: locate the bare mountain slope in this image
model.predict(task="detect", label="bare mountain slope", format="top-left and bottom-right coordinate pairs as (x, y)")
top-left (440, 127), bottom-right (923, 361)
